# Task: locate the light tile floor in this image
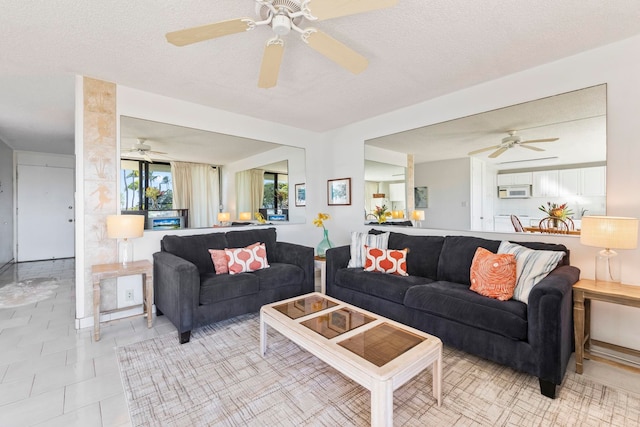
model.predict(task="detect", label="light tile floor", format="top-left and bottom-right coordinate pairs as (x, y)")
top-left (0, 259), bottom-right (639, 426)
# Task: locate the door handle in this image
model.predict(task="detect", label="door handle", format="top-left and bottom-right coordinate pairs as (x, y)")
top-left (68, 219), bottom-right (74, 222)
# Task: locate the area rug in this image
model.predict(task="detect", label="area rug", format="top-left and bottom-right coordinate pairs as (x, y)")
top-left (117, 314), bottom-right (640, 426)
top-left (0, 278), bottom-right (60, 308)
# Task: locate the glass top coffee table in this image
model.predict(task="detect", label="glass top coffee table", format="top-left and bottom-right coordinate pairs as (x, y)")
top-left (261, 292), bottom-right (442, 426)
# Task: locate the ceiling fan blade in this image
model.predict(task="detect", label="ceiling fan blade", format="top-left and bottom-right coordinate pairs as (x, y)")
top-left (258, 38), bottom-right (285, 89)
top-left (148, 150), bottom-right (168, 155)
top-left (166, 18), bottom-right (253, 46)
top-left (302, 29), bottom-right (367, 74)
top-left (520, 138), bottom-right (559, 144)
top-left (468, 145), bottom-right (501, 156)
top-left (143, 154), bottom-right (154, 163)
top-left (520, 145), bottom-right (545, 152)
top-left (303, 0), bottom-right (398, 20)
top-left (489, 147), bottom-right (509, 158)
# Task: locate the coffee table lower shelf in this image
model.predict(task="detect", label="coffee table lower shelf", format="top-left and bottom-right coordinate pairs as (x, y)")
top-left (260, 292), bottom-right (442, 427)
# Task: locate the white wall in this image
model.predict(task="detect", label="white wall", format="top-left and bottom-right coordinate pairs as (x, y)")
top-left (415, 158), bottom-right (470, 230)
top-left (0, 139), bottom-right (13, 266)
top-left (323, 34), bottom-right (640, 351)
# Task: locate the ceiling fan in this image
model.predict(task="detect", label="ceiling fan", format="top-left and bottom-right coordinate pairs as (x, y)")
top-left (123, 138), bottom-right (169, 163)
top-left (165, 0), bottom-right (398, 88)
top-left (468, 131), bottom-right (559, 159)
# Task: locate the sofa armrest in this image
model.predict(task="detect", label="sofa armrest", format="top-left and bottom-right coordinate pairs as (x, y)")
top-left (325, 245), bottom-right (351, 296)
top-left (527, 264), bottom-right (580, 385)
top-left (275, 241), bottom-right (315, 294)
top-left (153, 251), bottom-right (200, 335)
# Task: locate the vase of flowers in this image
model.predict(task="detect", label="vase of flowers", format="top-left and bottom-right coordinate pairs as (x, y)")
top-left (145, 187), bottom-right (163, 210)
top-left (373, 204), bottom-right (392, 224)
top-left (313, 213), bottom-right (333, 257)
top-left (538, 202), bottom-right (573, 227)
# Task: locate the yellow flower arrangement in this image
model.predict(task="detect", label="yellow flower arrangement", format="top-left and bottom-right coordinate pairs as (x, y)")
top-left (255, 212), bottom-right (267, 224)
top-left (373, 205), bottom-right (392, 224)
top-left (145, 187), bottom-right (163, 201)
top-left (313, 213), bottom-right (331, 229)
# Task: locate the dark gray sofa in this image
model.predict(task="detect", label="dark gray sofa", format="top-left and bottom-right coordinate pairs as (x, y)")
top-left (326, 231), bottom-right (580, 398)
top-left (153, 227), bottom-right (314, 343)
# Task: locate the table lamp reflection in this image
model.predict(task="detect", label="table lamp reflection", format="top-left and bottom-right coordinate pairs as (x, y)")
top-left (218, 212), bottom-right (230, 226)
top-left (106, 215), bottom-right (144, 267)
top-left (580, 216), bottom-right (638, 283)
top-left (411, 210), bottom-right (425, 227)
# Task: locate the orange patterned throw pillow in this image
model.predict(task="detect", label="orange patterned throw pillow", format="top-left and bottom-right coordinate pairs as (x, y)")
top-left (363, 245), bottom-right (408, 276)
top-left (224, 242), bottom-right (269, 275)
top-left (470, 247), bottom-right (517, 301)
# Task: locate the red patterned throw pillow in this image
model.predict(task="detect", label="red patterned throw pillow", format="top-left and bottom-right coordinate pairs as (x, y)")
top-left (469, 247), bottom-right (517, 301)
top-left (363, 245), bottom-right (408, 276)
top-left (225, 242), bottom-right (269, 274)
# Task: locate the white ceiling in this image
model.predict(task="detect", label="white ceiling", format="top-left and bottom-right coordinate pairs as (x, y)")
top-left (2, 1), bottom-right (640, 155)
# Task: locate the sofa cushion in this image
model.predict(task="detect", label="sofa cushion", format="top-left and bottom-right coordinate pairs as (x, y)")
top-left (387, 233), bottom-right (444, 279)
top-left (199, 272), bottom-right (259, 304)
top-left (437, 236), bottom-right (501, 285)
top-left (251, 263), bottom-right (305, 290)
top-left (335, 268), bottom-right (432, 304)
top-left (404, 281), bottom-right (528, 341)
top-left (226, 227), bottom-right (278, 263)
top-left (162, 232), bottom-right (229, 275)
top-left (469, 247), bottom-right (517, 301)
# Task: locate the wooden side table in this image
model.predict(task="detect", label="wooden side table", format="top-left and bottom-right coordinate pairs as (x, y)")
top-left (314, 256), bottom-right (326, 294)
top-left (573, 279), bottom-right (640, 374)
top-left (91, 259), bottom-right (153, 341)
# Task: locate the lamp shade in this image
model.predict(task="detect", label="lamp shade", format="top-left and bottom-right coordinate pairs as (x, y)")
top-left (239, 212), bottom-right (252, 221)
top-left (218, 212), bottom-right (230, 222)
top-left (411, 210), bottom-right (425, 221)
top-left (106, 215), bottom-right (144, 239)
top-left (580, 216), bottom-right (639, 249)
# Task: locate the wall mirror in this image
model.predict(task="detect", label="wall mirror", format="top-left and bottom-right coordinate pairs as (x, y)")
top-left (365, 84), bottom-right (607, 234)
top-left (119, 116), bottom-right (306, 229)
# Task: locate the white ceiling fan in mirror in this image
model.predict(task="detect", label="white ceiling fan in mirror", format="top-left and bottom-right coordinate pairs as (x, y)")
top-left (122, 138), bottom-right (174, 163)
top-left (468, 130), bottom-right (559, 159)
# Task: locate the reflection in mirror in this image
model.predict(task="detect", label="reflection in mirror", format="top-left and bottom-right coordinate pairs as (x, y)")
top-left (365, 84), bottom-right (607, 234)
top-left (119, 116), bottom-right (306, 229)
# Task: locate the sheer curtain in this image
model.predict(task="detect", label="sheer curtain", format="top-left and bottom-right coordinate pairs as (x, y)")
top-left (171, 162), bottom-right (219, 228)
top-left (236, 169), bottom-right (265, 216)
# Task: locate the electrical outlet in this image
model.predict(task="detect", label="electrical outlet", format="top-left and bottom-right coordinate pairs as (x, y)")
top-left (125, 289), bottom-right (134, 302)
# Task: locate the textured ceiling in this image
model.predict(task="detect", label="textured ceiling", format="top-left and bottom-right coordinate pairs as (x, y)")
top-left (1, 1), bottom-right (640, 155)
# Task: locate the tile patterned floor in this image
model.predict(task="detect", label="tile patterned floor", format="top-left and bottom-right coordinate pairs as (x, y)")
top-left (0, 259), bottom-right (175, 427)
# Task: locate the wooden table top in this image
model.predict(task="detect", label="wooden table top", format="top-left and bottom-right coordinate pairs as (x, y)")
top-left (523, 226), bottom-right (581, 235)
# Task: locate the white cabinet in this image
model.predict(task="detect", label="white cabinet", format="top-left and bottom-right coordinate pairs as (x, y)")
top-left (581, 166), bottom-right (606, 196)
top-left (494, 216), bottom-right (513, 232)
top-left (497, 172), bottom-right (533, 186)
top-left (532, 170), bottom-right (559, 197)
top-left (558, 166), bottom-right (606, 197)
top-left (388, 183), bottom-right (405, 201)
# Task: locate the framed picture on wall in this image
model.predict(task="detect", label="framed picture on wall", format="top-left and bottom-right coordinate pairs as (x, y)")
top-left (328, 178), bottom-right (351, 206)
top-left (415, 186), bottom-right (428, 208)
top-left (295, 183), bottom-right (306, 207)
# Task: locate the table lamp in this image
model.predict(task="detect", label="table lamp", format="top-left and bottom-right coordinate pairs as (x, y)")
top-left (239, 212), bottom-right (252, 221)
top-left (411, 210), bottom-right (425, 227)
top-left (218, 212), bottom-right (230, 226)
top-left (106, 215), bottom-right (145, 267)
top-left (580, 216), bottom-right (638, 283)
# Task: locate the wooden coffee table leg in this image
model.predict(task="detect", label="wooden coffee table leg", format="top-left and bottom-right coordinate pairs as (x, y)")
top-left (371, 379), bottom-right (393, 427)
top-left (433, 347), bottom-right (442, 406)
top-left (260, 314), bottom-right (267, 356)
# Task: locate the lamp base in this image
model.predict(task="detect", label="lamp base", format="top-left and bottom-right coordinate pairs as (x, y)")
top-left (595, 248), bottom-right (620, 284)
top-left (119, 239), bottom-right (134, 267)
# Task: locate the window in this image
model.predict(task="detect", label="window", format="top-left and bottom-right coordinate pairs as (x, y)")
top-left (120, 160), bottom-right (173, 211)
top-left (262, 172), bottom-right (288, 211)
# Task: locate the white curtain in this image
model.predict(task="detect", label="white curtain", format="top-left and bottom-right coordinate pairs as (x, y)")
top-left (236, 169), bottom-right (265, 216)
top-left (171, 162), bottom-right (219, 228)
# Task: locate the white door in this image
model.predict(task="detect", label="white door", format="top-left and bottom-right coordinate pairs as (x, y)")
top-left (17, 165), bottom-right (75, 261)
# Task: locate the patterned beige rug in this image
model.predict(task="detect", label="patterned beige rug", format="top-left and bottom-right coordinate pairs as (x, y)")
top-left (0, 278), bottom-right (60, 308)
top-left (117, 314), bottom-right (640, 426)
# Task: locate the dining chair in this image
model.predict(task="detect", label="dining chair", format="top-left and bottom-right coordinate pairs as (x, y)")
top-left (539, 217), bottom-right (570, 234)
top-left (510, 215), bottom-right (525, 232)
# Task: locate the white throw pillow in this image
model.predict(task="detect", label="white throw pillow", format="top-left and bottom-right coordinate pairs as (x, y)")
top-left (347, 231), bottom-right (390, 268)
top-left (497, 241), bottom-right (565, 304)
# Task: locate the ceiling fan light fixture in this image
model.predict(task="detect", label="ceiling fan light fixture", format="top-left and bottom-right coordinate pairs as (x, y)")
top-left (272, 13), bottom-right (291, 35)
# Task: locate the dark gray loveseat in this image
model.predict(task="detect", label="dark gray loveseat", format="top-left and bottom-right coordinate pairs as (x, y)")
top-left (154, 227), bottom-right (314, 343)
top-left (326, 231), bottom-right (580, 398)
